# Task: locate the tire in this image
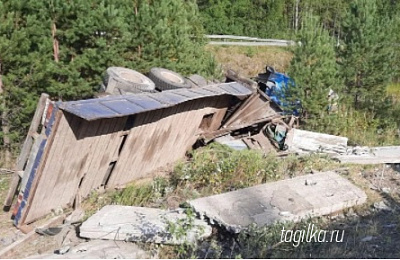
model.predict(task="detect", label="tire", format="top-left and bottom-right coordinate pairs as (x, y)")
top-left (102, 67), bottom-right (156, 95)
top-left (187, 74), bottom-right (208, 88)
top-left (148, 68), bottom-right (192, 91)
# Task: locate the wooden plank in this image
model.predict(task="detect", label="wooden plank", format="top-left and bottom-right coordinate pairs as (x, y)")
top-left (67, 119), bottom-right (103, 204)
top-left (0, 215), bottom-right (64, 259)
top-left (19, 135), bottom-right (44, 195)
top-left (108, 112), bottom-right (156, 186)
top-left (17, 109), bottom-right (63, 226)
top-left (141, 105), bottom-right (181, 176)
top-left (22, 112), bottom-right (70, 224)
top-left (39, 114), bottom-right (81, 217)
top-left (161, 102), bottom-right (194, 166)
top-left (110, 108), bottom-right (167, 186)
top-left (105, 115), bottom-right (145, 188)
top-left (56, 115), bottom-right (93, 206)
top-left (119, 109), bottom-right (167, 183)
top-left (78, 118), bottom-right (118, 198)
top-left (4, 94), bottom-right (49, 209)
top-left (87, 117), bottom-right (127, 192)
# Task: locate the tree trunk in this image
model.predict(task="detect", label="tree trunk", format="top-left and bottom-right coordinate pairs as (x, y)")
top-left (0, 63), bottom-right (11, 168)
top-left (52, 22), bottom-right (59, 62)
top-left (295, 0), bottom-right (300, 32)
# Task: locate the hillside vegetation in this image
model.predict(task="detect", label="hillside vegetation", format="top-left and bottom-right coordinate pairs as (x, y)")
top-left (0, 0), bottom-right (399, 160)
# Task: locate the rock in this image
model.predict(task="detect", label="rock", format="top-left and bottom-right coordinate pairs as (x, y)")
top-left (369, 184), bottom-right (378, 191)
top-left (51, 206), bottom-right (64, 216)
top-left (305, 179), bottom-right (317, 186)
top-left (54, 246), bottom-right (70, 255)
top-left (360, 236), bottom-right (375, 242)
top-left (383, 224), bottom-right (397, 228)
top-left (381, 187), bottom-right (391, 194)
top-left (345, 208), bottom-right (356, 217)
top-left (0, 237), bottom-right (14, 246)
top-left (279, 211), bottom-right (292, 217)
top-left (373, 201), bottom-right (392, 212)
top-left (65, 208), bottom-right (85, 224)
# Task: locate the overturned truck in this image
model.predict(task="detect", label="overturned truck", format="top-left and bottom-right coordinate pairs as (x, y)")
top-left (4, 79), bottom-right (286, 230)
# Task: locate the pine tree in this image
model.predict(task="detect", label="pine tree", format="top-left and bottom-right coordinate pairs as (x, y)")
top-left (338, 0), bottom-right (397, 112)
top-left (0, 0), bottom-right (217, 158)
top-left (129, 0), bottom-right (216, 76)
top-left (287, 15), bottom-right (341, 127)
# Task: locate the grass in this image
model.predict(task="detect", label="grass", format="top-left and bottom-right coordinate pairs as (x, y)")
top-left (78, 143), bottom-right (400, 259)
top-left (81, 144), bottom-right (342, 218)
top-left (304, 105), bottom-right (400, 147)
top-left (206, 45), bottom-right (293, 79)
top-left (387, 83), bottom-right (400, 102)
top-left (171, 143), bottom-right (341, 197)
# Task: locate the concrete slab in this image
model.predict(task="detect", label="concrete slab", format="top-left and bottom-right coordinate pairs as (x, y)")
top-left (214, 135), bottom-right (248, 150)
top-left (334, 146), bottom-right (400, 164)
top-left (285, 129), bottom-right (348, 154)
top-left (189, 171), bottom-right (366, 233)
top-left (79, 206), bottom-right (211, 245)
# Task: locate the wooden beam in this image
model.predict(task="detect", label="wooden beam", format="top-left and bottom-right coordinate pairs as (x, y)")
top-left (3, 93), bottom-right (49, 210)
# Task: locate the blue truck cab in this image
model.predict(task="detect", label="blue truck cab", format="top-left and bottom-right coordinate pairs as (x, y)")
top-left (254, 66), bottom-right (301, 116)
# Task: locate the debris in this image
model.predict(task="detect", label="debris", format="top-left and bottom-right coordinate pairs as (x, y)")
top-left (0, 168), bottom-right (19, 175)
top-left (383, 224), bottom-right (397, 229)
top-left (189, 171), bottom-right (366, 233)
top-left (305, 179), bottom-right (317, 186)
top-left (214, 135), bottom-right (248, 150)
top-left (373, 201), bottom-right (392, 212)
top-left (27, 240), bottom-right (151, 259)
top-left (64, 208), bottom-right (85, 224)
top-left (285, 128), bottom-right (348, 154)
top-left (35, 226), bottom-right (64, 236)
top-left (54, 245), bottom-right (70, 255)
top-left (345, 146), bottom-right (371, 155)
top-left (360, 236), bottom-right (375, 242)
top-left (334, 146), bottom-right (400, 164)
top-left (0, 237), bottom-right (15, 247)
top-left (0, 215), bottom-right (65, 258)
top-left (51, 206), bottom-right (64, 216)
top-left (79, 205), bottom-right (211, 245)
top-left (213, 89), bottom-right (282, 138)
top-left (11, 82), bottom-right (253, 228)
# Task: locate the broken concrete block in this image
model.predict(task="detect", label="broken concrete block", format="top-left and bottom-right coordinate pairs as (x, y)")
top-left (334, 146), bottom-right (400, 164)
top-left (285, 129), bottom-right (348, 154)
top-left (79, 205), bottom-right (211, 245)
top-left (214, 135), bottom-right (248, 150)
top-left (189, 171), bottom-right (366, 233)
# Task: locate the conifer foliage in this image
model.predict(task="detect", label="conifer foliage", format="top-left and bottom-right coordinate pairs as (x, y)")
top-left (0, 0), bottom-right (216, 157)
top-left (287, 16), bottom-right (340, 123)
top-left (338, 0), bottom-right (397, 112)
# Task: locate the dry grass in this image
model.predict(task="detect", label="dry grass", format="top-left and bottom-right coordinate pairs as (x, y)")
top-left (387, 83), bottom-right (400, 103)
top-left (206, 45), bottom-right (293, 78)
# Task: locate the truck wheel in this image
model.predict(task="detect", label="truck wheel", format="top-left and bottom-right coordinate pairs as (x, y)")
top-left (148, 68), bottom-right (192, 90)
top-left (102, 67), bottom-right (156, 95)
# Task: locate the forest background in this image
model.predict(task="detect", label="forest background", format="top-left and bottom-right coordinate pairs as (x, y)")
top-left (0, 0), bottom-right (399, 167)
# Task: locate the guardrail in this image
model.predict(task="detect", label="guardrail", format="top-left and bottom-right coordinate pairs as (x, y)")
top-left (205, 35), bottom-right (296, 47)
